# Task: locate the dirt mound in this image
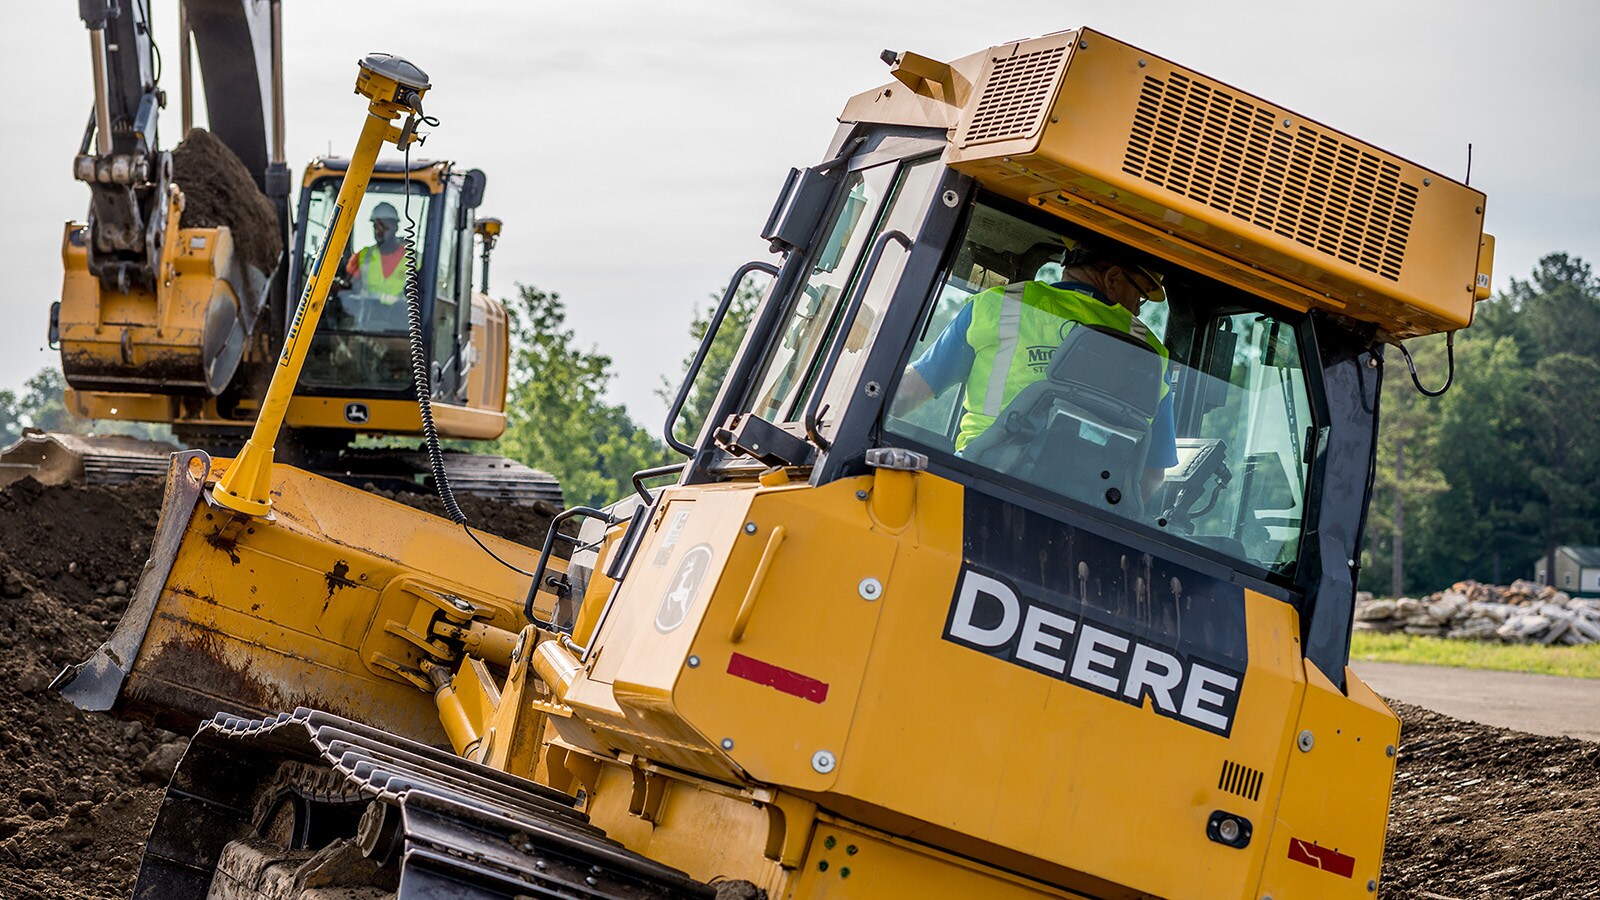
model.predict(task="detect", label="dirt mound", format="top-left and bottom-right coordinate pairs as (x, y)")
top-left (1, 478), bottom-right (1594, 897)
top-left (0, 477), bottom-right (168, 899)
top-left (0, 476), bottom-right (566, 897)
top-left (1383, 700), bottom-right (1600, 898)
top-left (171, 128), bottom-right (283, 274)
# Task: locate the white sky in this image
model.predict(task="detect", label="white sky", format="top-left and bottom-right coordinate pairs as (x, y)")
top-left (3, 0), bottom-right (1595, 429)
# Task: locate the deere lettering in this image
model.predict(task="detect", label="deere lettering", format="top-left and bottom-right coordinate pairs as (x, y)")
top-left (943, 567), bottom-right (1243, 736)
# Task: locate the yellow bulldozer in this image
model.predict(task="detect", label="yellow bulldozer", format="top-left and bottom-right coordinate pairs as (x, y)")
top-left (2, 0), bottom-right (557, 505)
top-left (59, 25), bottom-right (1492, 899)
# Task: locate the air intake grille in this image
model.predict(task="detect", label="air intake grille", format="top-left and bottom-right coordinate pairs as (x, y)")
top-left (1123, 73), bottom-right (1418, 282)
top-left (962, 47), bottom-right (1068, 144)
top-left (1219, 760), bottom-right (1264, 802)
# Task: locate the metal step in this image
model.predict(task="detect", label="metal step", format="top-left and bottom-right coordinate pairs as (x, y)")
top-left (136, 708), bottom-right (714, 900)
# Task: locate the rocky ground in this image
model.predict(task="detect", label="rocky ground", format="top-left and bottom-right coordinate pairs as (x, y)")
top-left (0, 477), bottom-right (1593, 898)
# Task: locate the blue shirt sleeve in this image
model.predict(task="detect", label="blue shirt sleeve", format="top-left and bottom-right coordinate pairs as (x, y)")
top-left (1148, 387), bottom-right (1178, 469)
top-left (911, 302), bottom-right (976, 395)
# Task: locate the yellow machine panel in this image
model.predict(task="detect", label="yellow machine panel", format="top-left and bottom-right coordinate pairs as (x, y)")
top-left (525, 468), bottom-right (1398, 898)
top-left (944, 29), bottom-right (1488, 338)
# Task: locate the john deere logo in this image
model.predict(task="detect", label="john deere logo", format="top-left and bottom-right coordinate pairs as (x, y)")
top-left (656, 544), bottom-right (713, 633)
top-left (344, 402), bottom-right (370, 424)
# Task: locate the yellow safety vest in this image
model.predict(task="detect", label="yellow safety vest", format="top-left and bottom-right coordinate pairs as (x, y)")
top-left (353, 246), bottom-right (407, 304)
top-left (958, 281), bottom-right (1169, 450)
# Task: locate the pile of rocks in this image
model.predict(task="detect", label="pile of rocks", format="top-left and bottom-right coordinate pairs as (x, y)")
top-left (1354, 580), bottom-right (1600, 645)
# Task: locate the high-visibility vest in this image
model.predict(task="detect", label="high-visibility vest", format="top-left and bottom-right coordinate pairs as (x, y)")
top-left (352, 246), bottom-right (407, 304)
top-left (957, 281), bottom-right (1169, 450)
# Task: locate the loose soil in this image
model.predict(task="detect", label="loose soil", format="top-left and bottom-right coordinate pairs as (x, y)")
top-left (170, 128), bottom-right (283, 275)
top-left (0, 479), bottom-right (1593, 899)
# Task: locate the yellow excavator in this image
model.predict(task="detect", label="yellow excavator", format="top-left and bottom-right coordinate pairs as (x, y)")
top-left (59, 26), bottom-right (1492, 899)
top-left (3, 0), bottom-right (556, 504)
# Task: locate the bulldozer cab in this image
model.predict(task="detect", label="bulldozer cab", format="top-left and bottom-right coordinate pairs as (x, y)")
top-left (705, 147), bottom-right (1325, 583)
top-left (60, 30), bottom-right (1497, 900)
top-left (293, 159), bottom-right (486, 404)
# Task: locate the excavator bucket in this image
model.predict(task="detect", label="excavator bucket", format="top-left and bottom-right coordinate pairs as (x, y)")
top-left (58, 129), bottom-right (279, 398)
top-left (55, 451), bottom-right (558, 747)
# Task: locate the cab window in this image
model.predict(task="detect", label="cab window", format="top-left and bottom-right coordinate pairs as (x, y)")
top-left (299, 180), bottom-right (431, 392)
top-left (884, 196), bottom-right (1313, 577)
top-left (744, 156), bottom-right (939, 428)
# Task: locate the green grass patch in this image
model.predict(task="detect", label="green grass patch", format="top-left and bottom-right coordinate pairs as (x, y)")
top-left (1351, 630), bottom-right (1600, 679)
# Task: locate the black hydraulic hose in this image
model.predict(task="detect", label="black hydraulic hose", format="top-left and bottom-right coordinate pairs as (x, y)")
top-left (401, 149), bottom-right (464, 525)
top-left (1395, 330), bottom-right (1456, 398)
top-left (401, 138), bottom-right (535, 579)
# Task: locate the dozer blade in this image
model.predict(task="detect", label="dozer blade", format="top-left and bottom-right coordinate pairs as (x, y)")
top-left (139, 707), bottom-right (713, 899)
top-left (0, 430), bottom-right (177, 488)
top-left (54, 450), bottom-right (557, 746)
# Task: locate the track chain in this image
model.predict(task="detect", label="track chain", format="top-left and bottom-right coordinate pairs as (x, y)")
top-left (135, 708), bottom-right (715, 900)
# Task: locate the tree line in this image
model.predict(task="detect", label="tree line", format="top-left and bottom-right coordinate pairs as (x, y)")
top-left (1364, 253), bottom-right (1600, 597)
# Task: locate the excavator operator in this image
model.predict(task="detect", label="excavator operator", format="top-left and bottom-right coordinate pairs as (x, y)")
top-left (894, 241), bottom-right (1176, 496)
top-left (342, 201), bottom-right (409, 331)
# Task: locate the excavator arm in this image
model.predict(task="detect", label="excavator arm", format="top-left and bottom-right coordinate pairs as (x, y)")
top-left (75, 0), bottom-right (167, 292)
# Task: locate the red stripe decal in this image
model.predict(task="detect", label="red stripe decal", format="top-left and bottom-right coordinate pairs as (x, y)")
top-left (1287, 838), bottom-right (1355, 878)
top-left (727, 653), bottom-right (829, 703)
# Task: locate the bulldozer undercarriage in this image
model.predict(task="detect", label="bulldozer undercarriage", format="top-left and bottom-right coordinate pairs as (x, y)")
top-left (147, 708), bottom-right (729, 900)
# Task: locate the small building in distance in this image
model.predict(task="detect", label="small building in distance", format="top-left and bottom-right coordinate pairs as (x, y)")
top-left (1533, 546), bottom-right (1600, 597)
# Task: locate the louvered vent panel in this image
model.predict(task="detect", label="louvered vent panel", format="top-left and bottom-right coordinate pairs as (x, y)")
top-left (962, 47), bottom-right (1068, 144)
top-left (1124, 73), bottom-right (1417, 282)
top-left (1218, 759), bottom-right (1264, 802)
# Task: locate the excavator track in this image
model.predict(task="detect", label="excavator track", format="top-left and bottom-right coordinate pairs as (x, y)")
top-left (332, 448), bottom-right (565, 507)
top-left (139, 708), bottom-right (715, 900)
top-left (0, 431), bottom-right (562, 507)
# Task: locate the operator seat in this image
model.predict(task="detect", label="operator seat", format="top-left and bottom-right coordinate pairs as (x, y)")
top-left (962, 324), bottom-right (1164, 515)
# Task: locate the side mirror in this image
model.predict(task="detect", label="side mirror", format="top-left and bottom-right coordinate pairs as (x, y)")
top-left (460, 168), bottom-right (487, 210)
top-left (760, 165), bottom-right (840, 256)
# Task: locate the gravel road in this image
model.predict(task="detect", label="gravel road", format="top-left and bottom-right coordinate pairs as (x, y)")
top-left (1352, 660), bottom-right (1600, 743)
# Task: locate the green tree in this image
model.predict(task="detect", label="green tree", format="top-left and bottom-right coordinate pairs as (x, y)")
top-left (1526, 352), bottom-right (1600, 582)
top-left (1, 368), bottom-right (89, 445)
top-left (496, 285), bottom-right (670, 508)
top-left (1413, 336), bottom-right (1541, 588)
top-left (1497, 254), bottom-right (1600, 363)
top-left (1362, 334), bottom-right (1450, 596)
top-left (1367, 253), bottom-right (1600, 594)
top-left (661, 277), bottom-right (766, 447)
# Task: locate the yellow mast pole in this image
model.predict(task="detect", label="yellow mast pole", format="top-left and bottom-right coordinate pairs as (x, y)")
top-left (212, 54), bottom-right (432, 517)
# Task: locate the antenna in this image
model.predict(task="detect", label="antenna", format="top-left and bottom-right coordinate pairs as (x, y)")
top-left (1465, 142), bottom-right (1473, 186)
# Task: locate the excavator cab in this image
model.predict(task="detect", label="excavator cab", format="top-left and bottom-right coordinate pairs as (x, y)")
top-left (290, 159), bottom-right (501, 433)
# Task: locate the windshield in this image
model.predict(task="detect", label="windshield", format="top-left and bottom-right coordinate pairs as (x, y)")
top-left (884, 196), bottom-right (1314, 577)
top-left (299, 178), bottom-right (433, 392)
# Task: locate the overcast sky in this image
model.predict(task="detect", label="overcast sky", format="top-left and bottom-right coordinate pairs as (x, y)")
top-left (3, 0), bottom-right (1595, 429)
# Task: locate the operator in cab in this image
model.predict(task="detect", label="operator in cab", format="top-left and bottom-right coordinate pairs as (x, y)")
top-left (341, 201), bottom-right (409, 330)
top-left (893, 241), bottom-right (1176, 497)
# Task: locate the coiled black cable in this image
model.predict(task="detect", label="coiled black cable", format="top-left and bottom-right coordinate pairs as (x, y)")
top-left (401, 139), bottom-right (536, 578)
